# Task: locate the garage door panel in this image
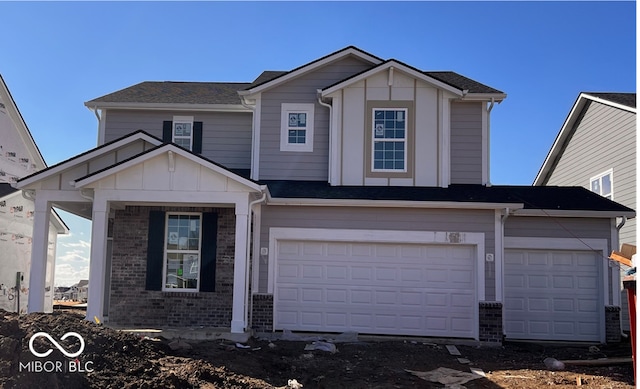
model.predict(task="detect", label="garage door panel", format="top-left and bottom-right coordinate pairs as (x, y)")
top-left (275, 240), bottom-right (477, 337)
top-left (505, 249), bottom-right (602, 342)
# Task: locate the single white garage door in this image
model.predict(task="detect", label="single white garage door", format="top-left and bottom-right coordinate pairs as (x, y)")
top-left (274, 240), bottom-right (477, 338)
top-left (504, 249), bottom-right (602, 341)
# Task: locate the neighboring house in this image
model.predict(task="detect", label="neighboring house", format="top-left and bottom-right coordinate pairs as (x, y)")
top-left (0, 74), bottom-right (68, 314)
top-left (16, 47), bottom-right (634, 343)
top-left (534, 92), bottom-right (636, 330)
top-left (68, 279), bottom-right (89, 302)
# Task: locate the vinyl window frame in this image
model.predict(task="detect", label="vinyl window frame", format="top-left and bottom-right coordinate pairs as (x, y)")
top-left (172, 115), bottom-right (194, 151)
top-left (365, 100), bottom-right (414, 179)
top-left (280, 103), bottom-right (315, 152)
top-left (162, 212), bottom-right (202, 292)
top-left (590, 169), bottom-right (614, 200)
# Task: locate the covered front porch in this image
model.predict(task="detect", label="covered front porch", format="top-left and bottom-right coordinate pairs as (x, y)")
top-left (15, 132), bottom-right (265, 333)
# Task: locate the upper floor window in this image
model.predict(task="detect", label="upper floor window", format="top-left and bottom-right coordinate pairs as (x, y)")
top-left (172, 116), bottom-right (194, 150)
top-left (164, 213), bottom-right (201, 291)
top-left (281, 103), bottom-right (314, 152)
top-left (590, 169), bottom-right (613, 200)
top-left (372, 108), bottom-right (407, 172)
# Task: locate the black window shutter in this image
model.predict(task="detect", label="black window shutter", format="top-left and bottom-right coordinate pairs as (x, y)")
top-left (162, 121), bottom-right (173, 143)
top-left (193, 121), bottom-right (203, 153)
top-left (200, 212), bottom-right (218, 292)
top-left (145, 211), bottom-right (165, 290)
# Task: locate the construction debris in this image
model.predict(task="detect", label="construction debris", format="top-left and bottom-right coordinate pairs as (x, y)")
top-left (446, 344), bottom-right (461, 356)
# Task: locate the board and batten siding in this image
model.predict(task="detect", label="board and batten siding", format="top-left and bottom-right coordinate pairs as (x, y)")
top-left (544, 101), bottom-right (636, 245)
top-left (450, 102), bottom-right (483, 184)
top-left (258, 206), bottom-right (496, 299)
top-left (258, 56), bottom-right (373, 181)
top-left (337, 71), bottom-right (442, 186)
top-left (104, 109), bottom-right (253, 170)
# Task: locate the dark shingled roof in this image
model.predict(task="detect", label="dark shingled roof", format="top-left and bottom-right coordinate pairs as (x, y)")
top-left (261, 181), bottom-right (634, 213)
top-left (584, 92), bottom-right (636, 108)
top-left (0, 183), bottom-right (18, 198)
top-left (86, 81), bottom-right (251, 105)
top-left (424, 71), bottom-right (504, 94)
top-left (248, 71), bottom-right (288, 89)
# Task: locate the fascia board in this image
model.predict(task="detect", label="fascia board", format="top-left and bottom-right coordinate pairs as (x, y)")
top-left (84, 102), bottom-right (251, 112)
top-left (0, 75), bottom-right (47, 168)
top-left (266, 196), bottom-right (525, 210)
top-left (241, 47), bottom-right (383, 97)
top-left (15, 132), bottom-right (162, 188)
top-left (459, 93), bottom-right (507, 102)
top-left (533, 95), bottom-right (588, 185)
top-left (513, 208), bottom-right (636, 219)
top-left (51, 208), bottom-right (70, 234)
top-left (73, 144), bottom-right (264, 192)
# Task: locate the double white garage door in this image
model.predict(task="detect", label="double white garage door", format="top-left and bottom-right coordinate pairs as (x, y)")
top-left (274, 235), bottom-right (478, 338)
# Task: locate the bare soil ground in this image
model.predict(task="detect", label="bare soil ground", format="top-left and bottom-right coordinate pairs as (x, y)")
top-left (0, 309), bottom-right (634, 388)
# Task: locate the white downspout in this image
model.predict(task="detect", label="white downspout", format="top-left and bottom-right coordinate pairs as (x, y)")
top-left (317, 90), bottom-right (332, 184)
top-left (246, 191), bottom-right (267, 331)
top-left (485, 98), bottom-right (495, 186)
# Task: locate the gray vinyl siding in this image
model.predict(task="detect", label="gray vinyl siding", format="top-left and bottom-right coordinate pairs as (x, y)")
top-left (104, 109), bottom-right (252, 169)
top-left (450, 102), bottom-right (483, 184)
top-left (505, 216), bottom-right (612, 244)
top-left (258, 206), bottom-right (496, 299)
top-left (544, 101), bottom-right (636, 245)
top-left (258, 56), bottom-right (373, 180)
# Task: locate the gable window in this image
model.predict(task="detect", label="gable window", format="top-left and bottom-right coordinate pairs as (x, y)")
top-left (280, 103), bottom-right (314, 152)
top-left (163, 213), bottom-right (202, 291)
top-left (372, 108), bottom-right (407, 171)
top-left (590, 170), bottom-right (613, 200)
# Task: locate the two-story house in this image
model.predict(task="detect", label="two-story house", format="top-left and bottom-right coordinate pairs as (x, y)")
top-left (0, 74), bottom-right (67, 313)
top-left (534, 92), bottom-right (636, 331)
top-left (16, 47), bottom-right (634, 343)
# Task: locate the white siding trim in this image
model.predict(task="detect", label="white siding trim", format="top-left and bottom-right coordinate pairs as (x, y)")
top-left (610, 218), bottom-right (621, 308)
top-left (267, 227), bottom-right (486, 303)
top-left (329, 94), bottom-right (342, 184)
top-left (439, 92), bottom-right (451, 187)
top-left (98, 109), bottom-right (107, 146)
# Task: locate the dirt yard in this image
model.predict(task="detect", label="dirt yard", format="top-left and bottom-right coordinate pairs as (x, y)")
top-left (0, 309), bottom-right (634, 388)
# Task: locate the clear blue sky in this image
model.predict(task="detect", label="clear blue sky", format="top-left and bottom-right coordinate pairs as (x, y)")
top-left (0, 1), bottom-right (635, 286)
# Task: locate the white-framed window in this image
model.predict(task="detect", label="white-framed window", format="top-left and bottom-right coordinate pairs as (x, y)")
top-left (280, 103), bottom-right (314, 152)
top-left (163, 213), bottom-right (202, 291)
top-left (172, 116), bottom-right (194, 150)
top-left (590, 169), bottom-right (613, 200)
top-left (372, 108), bottom-right (407, 172)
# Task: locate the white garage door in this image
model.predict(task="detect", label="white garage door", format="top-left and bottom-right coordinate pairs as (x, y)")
top-left (504, 249), bottom-right (602, 341)
top-left (274, 240), bottom-right (477, 338)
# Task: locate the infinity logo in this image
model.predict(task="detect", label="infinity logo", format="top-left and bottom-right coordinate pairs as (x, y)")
top-left (28, 332), bottom-right (85, 358)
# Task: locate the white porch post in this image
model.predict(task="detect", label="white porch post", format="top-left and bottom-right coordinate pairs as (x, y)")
top-left (27, 194), bottom-right (52, 312)
top-left (86, 192), bottom-right (108, 322)
top-left (231, 201), bottom-right (249, 333)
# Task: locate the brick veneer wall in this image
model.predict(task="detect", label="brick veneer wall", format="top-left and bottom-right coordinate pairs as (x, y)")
top-left (479, 302), bottom-right (503, 343)
top-left (108, 206), bottom-right (236, 327)
top-left (251, 294), bottom-right (274, 332)
top-left (605, 306), bottom-right (621, 343)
